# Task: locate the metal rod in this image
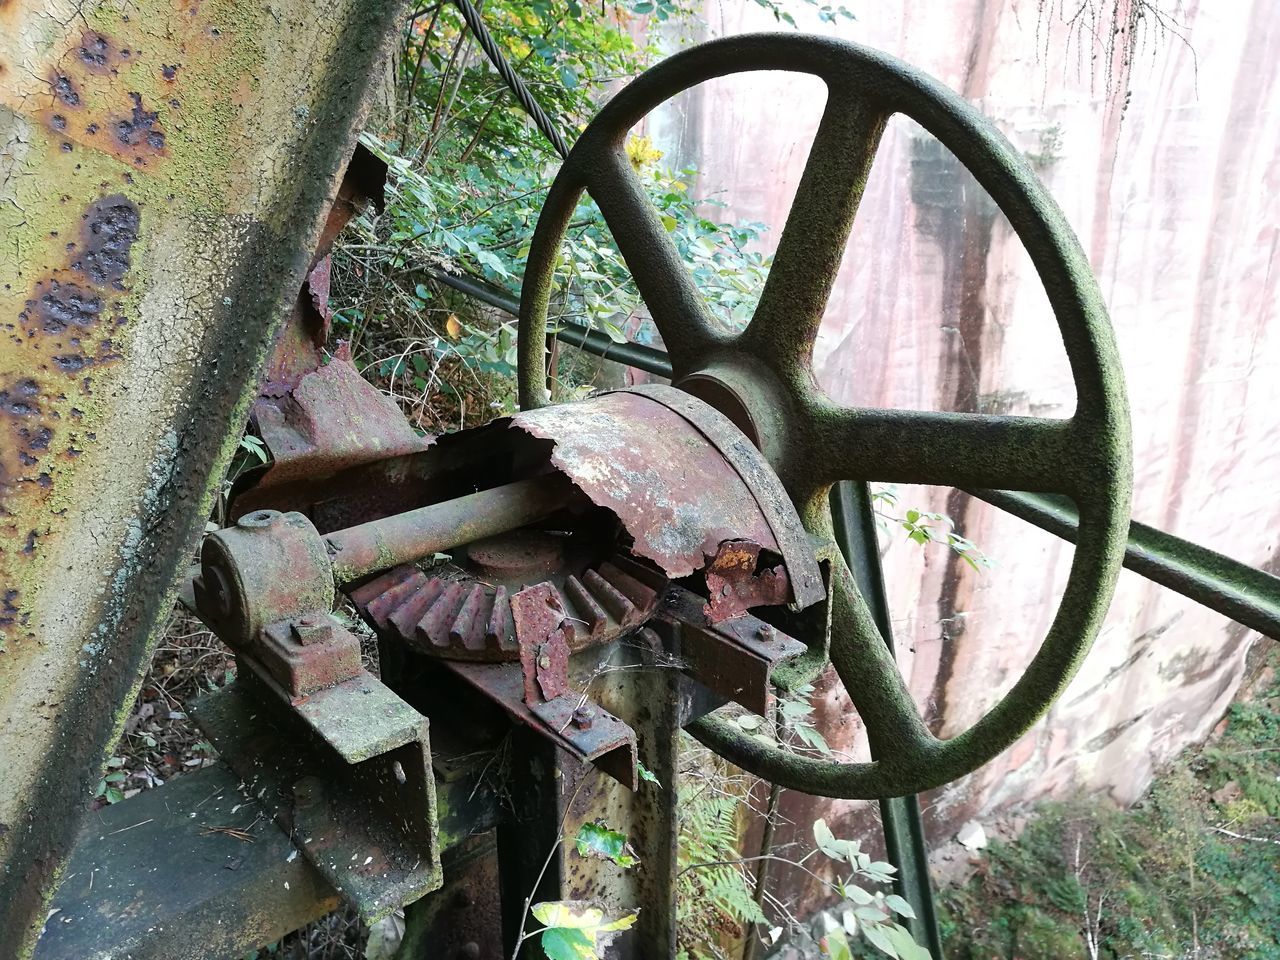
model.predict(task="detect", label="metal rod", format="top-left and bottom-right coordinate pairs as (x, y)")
top-left (830, 481), bottom-right (945, 958)
top-left (422, 266), bottom-right (675, 378)
top-left (968, 488), bottom-right (1280, 642)
top-left (742, 779), bottom-right (783, 960)
top-left (325, 474), bottom-right (572, 584)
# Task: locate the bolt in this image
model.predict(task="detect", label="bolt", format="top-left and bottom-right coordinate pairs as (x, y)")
top-left (537, 654), bottom-right (551, 670)
top-left (571, 705), bottom-right (595, 730)
top-left (391, 760), bottom-right (406, 785)
top-left (300, 616), bottom-right (316, 627)
top-left (757, 623), bottom-right (774, 641)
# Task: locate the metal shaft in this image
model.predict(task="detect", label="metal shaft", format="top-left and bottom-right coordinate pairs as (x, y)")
top-left (325, 474), bottom-right (573, 584)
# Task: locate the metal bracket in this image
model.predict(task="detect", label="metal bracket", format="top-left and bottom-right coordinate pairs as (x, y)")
top-left (659, 586), bottom-right (807, 717)
top-left (190, 658), bottom-right (440, 923)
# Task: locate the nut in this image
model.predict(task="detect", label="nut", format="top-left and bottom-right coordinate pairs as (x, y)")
top-left (571, 704), bottom-right (595, 730)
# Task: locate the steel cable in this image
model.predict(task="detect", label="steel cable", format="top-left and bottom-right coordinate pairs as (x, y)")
top-left (452, 0), bottom-right (573, 159)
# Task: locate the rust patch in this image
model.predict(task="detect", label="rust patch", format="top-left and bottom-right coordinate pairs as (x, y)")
top-left (512, 583), bottom-right (572, 704)
top-left (703, 538), bottom-right (790, 623)
top-left (508, 392), bottom-right (779, 577)
top-left (73, 195), bottom-right (143, 288)
top-left (0, 194), bottom-right (139, 618)
top-left (112, 91), bottom-right (166, 156)
top-left (76, 32), bottom-right (118, 74)
top-left (39, 32), bottom-right (168, 167)
top-left (50, 72), bottom-right (82, 108)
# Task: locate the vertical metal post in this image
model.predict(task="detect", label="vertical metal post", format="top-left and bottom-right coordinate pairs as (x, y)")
top-left (498, 728), bottom-right (562, 960)
top-left (626, 641), bottom-right (682, 955)
top-left (829, 482), bottom-right (944, 958)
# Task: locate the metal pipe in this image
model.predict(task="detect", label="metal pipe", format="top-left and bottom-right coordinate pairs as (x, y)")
top-left (968, 488), bottom-right (1280, 642)
top-left (422, 267), bottom-right (675, 378)
top-left (325, 474), bottom-right (573, 584)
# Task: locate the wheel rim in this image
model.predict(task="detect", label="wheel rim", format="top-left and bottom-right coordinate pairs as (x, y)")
top-left (518, 32), bottom-right (1132, 798)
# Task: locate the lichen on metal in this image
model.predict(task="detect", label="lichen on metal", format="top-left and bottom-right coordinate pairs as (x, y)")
top-left (517, 33), bottom-right (1134, 799)
top-left (0, 0), bottom-right (407, 951)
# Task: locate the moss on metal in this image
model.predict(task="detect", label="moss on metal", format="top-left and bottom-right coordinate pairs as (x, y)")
top-left (0, 0), bottom-right (407, 952)
top-left (517, 33), bottom-right (1133, 801)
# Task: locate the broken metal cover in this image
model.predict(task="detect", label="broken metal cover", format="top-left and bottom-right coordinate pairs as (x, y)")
top-left (0, 1), bottom-right (407, 951)
top-left (510, 387), bottom-right (824, 606)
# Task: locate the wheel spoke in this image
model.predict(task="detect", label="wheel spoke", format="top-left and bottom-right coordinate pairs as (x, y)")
top-left (814, 405), bottom-right (1086, 494)
top-left (826, 553), bottom-right (933, 760)
top-left (740, 90), bottom-right (889, 373)
top-left (585, 146), bottom-right (722, 368)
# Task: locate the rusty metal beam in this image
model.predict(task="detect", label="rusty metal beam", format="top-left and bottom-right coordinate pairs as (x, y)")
top-left (0, 1), bottom-right (407, 953)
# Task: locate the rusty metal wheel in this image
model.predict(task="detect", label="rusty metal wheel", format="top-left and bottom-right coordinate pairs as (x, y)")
top-left (517, 33), bottom-right (1132, 798)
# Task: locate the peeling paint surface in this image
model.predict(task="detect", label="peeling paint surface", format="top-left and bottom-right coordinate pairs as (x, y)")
top-left (511, 391), bottom-right (780, 578)
top-left (0, 0), bottom-right (406, 950)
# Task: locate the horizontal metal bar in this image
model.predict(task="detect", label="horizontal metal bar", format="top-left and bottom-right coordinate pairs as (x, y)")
top-left (326, 474), bottom-right (572, 583)
top-left (423, 267), bottom-right (674, 378)
top-left (969, 488), bottom-right (1280, 641)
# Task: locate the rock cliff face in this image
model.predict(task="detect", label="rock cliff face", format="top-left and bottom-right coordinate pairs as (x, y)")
top-left (648, 0), bottom-right (1279, 847)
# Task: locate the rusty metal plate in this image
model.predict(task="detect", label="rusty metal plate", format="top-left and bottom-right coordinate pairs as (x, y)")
top-left (443, 658), bottom-right (637, 789)
top-left (703, 538), bottom-right (790, 623)
top-left (511, 391), bottom-right (787, 579)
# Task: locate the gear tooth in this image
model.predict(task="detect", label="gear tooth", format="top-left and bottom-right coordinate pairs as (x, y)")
top-left (606, 554), bottom-right (667, 592)
top-left (598, 560), bottom-right (659, 611)
top-left (486, 586), bottom-right (509, 650)
top-left (417, 580), bottom-right (465, 648)
top-left (583, 567), bottom-right (637, 625)
top-left (349, 566), bottom-right (414, 609)
top-left (450, 584), bottom-right (488, 650)
top-left (364, 568), bottom-right (427, 628)
top-left (564, 574), bottom-right (606, 639)
top-left (388, 576), bottom-right (442, 637)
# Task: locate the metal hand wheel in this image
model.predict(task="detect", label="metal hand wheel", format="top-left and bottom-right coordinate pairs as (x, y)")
top-left (517, 33), bottom-right (1132, 798)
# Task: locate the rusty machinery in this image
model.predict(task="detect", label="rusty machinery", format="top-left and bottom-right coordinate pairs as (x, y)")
top-left (6, 19), bottom-right (1280, 960)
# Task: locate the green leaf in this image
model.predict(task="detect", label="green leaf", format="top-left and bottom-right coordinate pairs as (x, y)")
top-left (596, 912), bottom-right (638, 934)
top-left (532, 902), bottom-right (637, 959)
top-left (636, 761), bottom-right (661, 787)
top-left (820, 928), bottom-right (854, 960)
top-left (886, 924), bottom-right (931, 960)
top-left (855, 904), bottom-right (888, 922)
top-left (795, 723), bottom-right (832, 755)
top-left (541, 926), bottom-right (596, 960)
top-left (813, 819), bottom-right (859, 860)
top-left (844, 883), bottom-right (876, 905)
top-left (532, 902), bottom-right (603, 929)
top-left (575, 821), bottom-right (639, 868)
top-left (884, 894), bottom-right (917, 919)
top-left (861, 919), bottom-right (899, 958)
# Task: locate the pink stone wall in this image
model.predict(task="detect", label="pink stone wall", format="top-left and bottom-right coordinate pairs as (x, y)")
top-left (642, 0), bottom-right (1280, 845)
